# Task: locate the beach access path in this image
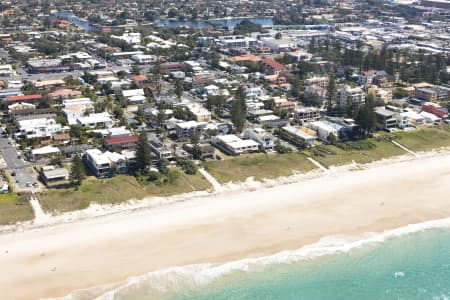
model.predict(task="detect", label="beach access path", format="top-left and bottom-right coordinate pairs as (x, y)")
top-left (1, 153), bottom-right (450, 299)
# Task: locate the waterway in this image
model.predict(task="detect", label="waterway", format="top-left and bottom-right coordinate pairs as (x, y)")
top-left (55, 11), bottom-right (273, 31)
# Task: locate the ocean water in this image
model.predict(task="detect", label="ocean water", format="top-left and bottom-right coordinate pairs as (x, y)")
top-left (96, 219), bottom-right (450, 300)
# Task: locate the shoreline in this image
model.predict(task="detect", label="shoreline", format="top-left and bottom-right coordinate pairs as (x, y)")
top-left (1, 149), bottom-right (450, 299)
top-left (92, 216), bottom-right (450, 300)
top-left (2, 148), bottom-right (448, 235)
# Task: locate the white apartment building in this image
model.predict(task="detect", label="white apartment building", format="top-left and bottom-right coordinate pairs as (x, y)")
top-left (336, 86), bottom-right (365, 108)
top-left (16, 117), bottom-right (63, 139)
top-left (131, 54), bottom-right (156, 64)
top-left (243, 127), bottom-right (275, 150)
top-left (76, 112), bottom-right (113, 128)
top-left (62, 98), bottom-right (95, 125)
top-left (175, 121), bottom-right (207, 138)
top-left (212, 134), bottom-right (259, 155)
top-left (216, 35), bottom-right (258, 49)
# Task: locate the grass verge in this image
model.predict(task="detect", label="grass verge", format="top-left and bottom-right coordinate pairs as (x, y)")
top-left (204, 152), bottom-right (317, 184)
top-left (392, 125), bottom-right (450, 152)
top-left (0, 193), bottom-right (34, 225)
top-left (39, 172), bottom-right (211, 215)
top-left (306, 138), bottom-right (406, 168)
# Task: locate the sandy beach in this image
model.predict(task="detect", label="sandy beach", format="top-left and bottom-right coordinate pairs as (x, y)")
top-left (1, 152), bottom-right (450, 300)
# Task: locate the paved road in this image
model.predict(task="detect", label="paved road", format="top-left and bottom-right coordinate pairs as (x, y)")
top-left (0, 136), bottom-right (38, 190)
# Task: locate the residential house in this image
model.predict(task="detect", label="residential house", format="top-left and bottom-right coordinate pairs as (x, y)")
top-left (30, 146), bottom-right (61, 161)
top-left (175, 121), bottom-right (206, 138)
top-left (40, 166), bottom-right (69, 186)
top-left (243, 127), bottom-right (276, 150)
top-left (185, 103), bottom-right (212, 122)
top-left (104, 135), bottom-right (139, 150)
top-left (76, 112), bottom-right (113, 128)
top-left (85, 149), bottom-right (113, 178)
top-left (182, 143), bottom-right (215, 160)
top-left (122, 89), bottom-right (146, 105)
top-left (280, 126), bottom-right (317, 147)
top-left (15, 117), bottom-right (64, 139)
top-left (212, 134), bottom-right (259, 156)
top-left (259, 58), bottom-right (285, 75)
top-left (375, 107), bottom-right (398, 130)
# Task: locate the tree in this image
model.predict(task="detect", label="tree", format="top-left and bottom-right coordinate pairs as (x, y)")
top-left (356, 93), bottom-right (377, 136)
top-left (327, 74), bottom-right (336, 114)
top-left (275, 32), bottom-right (282, 39)
top-left (135, 132), bottom-right (152, 172)
top-left (174, 80), bottom-right (183, 98)
top-left (231, 86), bottom-right (247, 132)
top-left (70, 154), bottom-right (86, 187)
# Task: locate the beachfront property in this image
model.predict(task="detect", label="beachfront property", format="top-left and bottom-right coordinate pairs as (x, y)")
top-left (40, 166), bottom-right (70, 186)
top-left (243, 127), bottom-right (276, 150)
top-left (212, 134), bottom-right (259, 156)
top-left (375, 107), bottom-right (398, 130)
top-left (280, 126), bottom-right (316, 147)
top-left (85, 149), bottom-right (130, 177)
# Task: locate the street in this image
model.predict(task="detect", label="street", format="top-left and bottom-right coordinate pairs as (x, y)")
top-left (0, 136), bottom-right (39, 191)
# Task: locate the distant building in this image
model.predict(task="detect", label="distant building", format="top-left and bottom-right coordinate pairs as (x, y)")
top-left (336, 86), bottom-right (365, 109)
top-left (76, 112), bottom-right (113, 128)
top-left (415, 86), bottom-right (449, 102)
top-left (421, 102), bottom-right (449, 119)
top-left (216, 35), bottom-right (258, 50)
top-left (104, 135), bottom-right (139, 150)
top-left (15, 117), bottom-right (63, 139)
top-left (175, 121), bottom-right (206, 138)
top-left (131, 54), bottom-right (156, 64)
top-left (294, 107), bottom-right (321, 125)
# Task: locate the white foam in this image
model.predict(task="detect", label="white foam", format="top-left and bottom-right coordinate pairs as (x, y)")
top-left (394, 271), bottom-right (405, 278)
top-left (52, 216), bottom-right (450, 300)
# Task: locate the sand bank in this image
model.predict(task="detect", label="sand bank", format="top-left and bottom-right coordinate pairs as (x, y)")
top-left (1, 152), bottom-right (450, 299)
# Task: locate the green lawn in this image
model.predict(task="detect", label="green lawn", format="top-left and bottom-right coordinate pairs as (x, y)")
top-left (392, 125), bottom-right (450, 152)
top-left (307, 138), bottom-right (407, 168)
top-left (39, 172), bottom-right (211, 215)
top-left (0, 193), bottom-right (34, 225)
top-left (204, 152), bottom-right (317, 183)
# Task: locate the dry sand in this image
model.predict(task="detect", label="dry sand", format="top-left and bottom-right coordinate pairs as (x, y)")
top-left (1, 153), bottom-right (450, 299)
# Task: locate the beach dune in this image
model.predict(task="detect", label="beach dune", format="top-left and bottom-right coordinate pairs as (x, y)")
top-left (1, 154), bottom-right (450, 299)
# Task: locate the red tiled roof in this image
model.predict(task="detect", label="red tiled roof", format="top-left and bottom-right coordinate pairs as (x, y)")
top-left (132, 75), bottom-right (148, 82)
top-left (53, 133), bottom-right (71, 141)
top-left (228, 55), bottom-right (262, 63)
top-left (104, 135), bottom-right (138, 146)
top-left (6, 94), bottom-right (42, 102)
top-left (260, 58), bottom-right (285, 71)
